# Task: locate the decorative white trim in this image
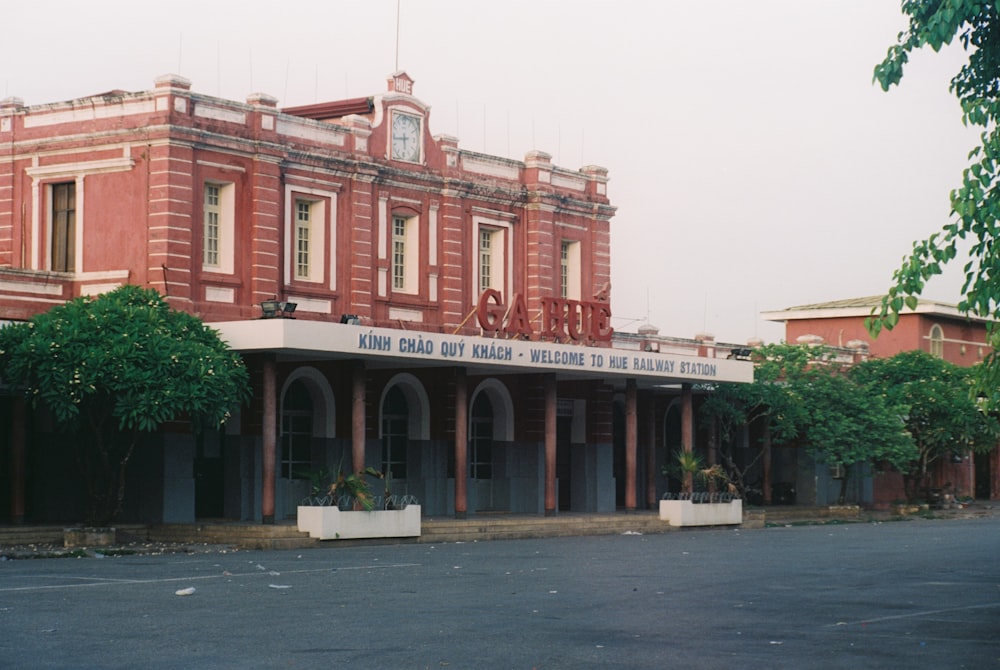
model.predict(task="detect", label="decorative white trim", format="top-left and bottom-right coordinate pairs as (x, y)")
top-left (284, 184), bottom-right (338, 290)
top-left (25, 156), bottom-right (134, 179)
top-left (388, 307), bottom-right (423, 322)
top-left (193, 103), bottom-right (246, 125)
top-left (380, 372), bottom-right (430, 440)
top-left (469, 378), bottom-right (515, 442)
top-left (377, 197), bottom-right (389, 261)
top-left (276, 117), bottom-right (347, 146)
top-left (205, 286), bottom-right (235, 303)
top-left (471, 214), bottom-right (514, 301)
top-left (462, 156), bottom-right (519, 180)
top-left (80, 282), bottom-right (125, 296)
top-left (551, 172), bottom-right (586, 191)
top-left (429, 205), bottom-right (438, 267)
top-left (0, 279), bottom-right (65, 296)
top-left (23, 99), bottom-right (156, 128)
top-left (287, 296), bottom-right (332, 314)
top-left (281, 366), bottom-right (336, 437)
top-left (196, 160), bottom-right (246, 173)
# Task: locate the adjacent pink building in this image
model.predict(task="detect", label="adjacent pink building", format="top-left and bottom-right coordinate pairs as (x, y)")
top-left (764, 296), bottom-right (998, 507)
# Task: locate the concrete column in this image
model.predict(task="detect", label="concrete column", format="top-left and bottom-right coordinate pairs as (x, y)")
top-left (352, 361), bottom-right (366, 473)
top-left (261, 356), bottom-right (277, 524)
top-left (10, 396), bottom-right (25, 523)
top-left (625, 379), bottom-right (637, 511)
top-left (454, 368), bottom-right (468, 519)
top-left (681, 383), bottom-right (694, 494)
top-left (544, 375), bottom-right (557, 516)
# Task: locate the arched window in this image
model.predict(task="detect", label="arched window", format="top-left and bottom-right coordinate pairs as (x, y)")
top-left (930, 324), bottom-right (944, 358)
top-left (281, 379), bottom-right (312, 479)
top-left (381, 386), bottom-right (409, 479)
top-left (470, 393), bottom-right (494, 480)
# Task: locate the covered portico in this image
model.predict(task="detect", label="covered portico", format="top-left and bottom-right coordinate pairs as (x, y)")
top-left (213, 319), bottom-right (753, 521)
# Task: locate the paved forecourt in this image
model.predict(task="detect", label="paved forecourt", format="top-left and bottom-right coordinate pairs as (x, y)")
top-left (0, 516), bottom-right (997, 669)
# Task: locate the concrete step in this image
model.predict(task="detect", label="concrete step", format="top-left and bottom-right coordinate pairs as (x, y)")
top-left (0, 524), bottom-right (149, 548)
top-left (147, 523), bottom-right (318, 550)
top-left (419, 513), bottom-right (671, 543)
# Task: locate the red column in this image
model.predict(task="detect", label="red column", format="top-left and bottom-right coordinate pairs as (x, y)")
top-left (544, 375), bottom-right (557, 516)
top-left (10, 396), bottom-right (26, 523)
top-left (454, 368), bottom-right (468, 519)
top-left (352, 362), bottom-right (366, 474)
top-left (261, 356), bottom-right (277, 524)
top-left (625, 379), bottom-right (637, 511)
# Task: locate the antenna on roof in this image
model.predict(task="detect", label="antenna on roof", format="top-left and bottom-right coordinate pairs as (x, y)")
top-left (177, 33), bottom-right (183, 73)
top-left (395, 0), bottom-right (401, 71)
top-left (283, 57), bottom-right (290, 103)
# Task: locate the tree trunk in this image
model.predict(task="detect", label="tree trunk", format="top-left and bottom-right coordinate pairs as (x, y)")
top-left (762, 422), bottom-right (773, 505)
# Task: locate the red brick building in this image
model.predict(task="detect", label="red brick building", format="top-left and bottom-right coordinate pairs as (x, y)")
top-left (0, 73), bottom-right (752, 524)
top-left (763, 296), bottom-right (998, 507)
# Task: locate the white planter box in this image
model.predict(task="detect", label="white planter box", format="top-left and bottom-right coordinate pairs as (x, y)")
top-left (659, 499), bottom-right (742, 527)
top-left (297, 505), bottom-right (421, 540)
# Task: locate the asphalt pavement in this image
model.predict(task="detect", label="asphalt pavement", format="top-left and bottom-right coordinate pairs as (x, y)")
top-left (0, 516), bottom-right (997, 669)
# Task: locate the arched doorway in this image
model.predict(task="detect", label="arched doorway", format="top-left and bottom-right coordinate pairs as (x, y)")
top-left (279, 379), bottom-right (313, 517)
top-left (381, 385), bottom-right (409, 482)
top-left (469, 379), bottom-right (515, 512)
top-left (277, 367), bottom-right (336, 519)
top-left (470, 392), bottom-right (495, 510)
top-left (378, 373), bottom-right (430, 502)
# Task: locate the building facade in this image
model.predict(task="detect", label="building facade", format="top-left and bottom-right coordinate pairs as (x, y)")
top-left (763, 296), bottom-right (999, 507)
top-left (0, 73), bottom-right (752, 524)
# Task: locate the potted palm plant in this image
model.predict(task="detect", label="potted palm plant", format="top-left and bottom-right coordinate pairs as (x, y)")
top-left (296, 460), bottom-right (421, 540)
top-left (659, 451), bottom-right (742, 527)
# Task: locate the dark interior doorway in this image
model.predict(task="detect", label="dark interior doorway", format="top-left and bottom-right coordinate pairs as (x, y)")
top-left (194, 429), bottom-right (225, 519)
top-left (557, 416), bottom-right (572, 511)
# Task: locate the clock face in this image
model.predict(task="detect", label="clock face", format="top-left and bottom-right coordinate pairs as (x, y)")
top-left (391, 113), bottom-right (421, 162)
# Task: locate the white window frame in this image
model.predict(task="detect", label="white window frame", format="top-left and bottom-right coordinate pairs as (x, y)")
top-left (49, 181), bottom-right (76, 273)
top-left (470, 215), bottom-right (513, 300)
top-left (26, 155), bottom-right (135, 272)
top-left (294, 199), bottom-right (313, 280)
top-left (202, 181), bottom-right (235, 274)
top-left (284, 185), bottom-right (336, 288)
top-left (391, 213), bottom-right (419, 295)
top-left (560, 239), bottom-right (581, 300)
top-left (929, 324), bottom-right (944, 358)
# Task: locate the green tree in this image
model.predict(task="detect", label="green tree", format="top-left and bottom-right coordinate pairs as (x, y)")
top-left (850, 350), bottom-right (999, 501)
top-left (797, 368), bottom-right (915, 504)
top-left (701, 343), bottom-right (816, 502)
top-left (869, 2), bottom-right (1000, 400)
top-left (0, 285), bottom-right (251, 525)
top-left (704, 344), bottom-right (918, 504)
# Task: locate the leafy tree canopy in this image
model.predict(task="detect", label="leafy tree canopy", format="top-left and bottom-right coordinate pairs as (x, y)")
top-left (702, 342), bottom-right (818, 447)
top-left (0, 285), bottom-right (251, 524)
top-left (798, 368), bottom-right (915, 474)
top-left (850, 350), bottom-right (999, 498)
top-left (868, 1), bottom-right (1000, 401)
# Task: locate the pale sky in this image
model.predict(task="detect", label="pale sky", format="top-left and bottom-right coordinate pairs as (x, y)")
top-left (1, 1), bottom-right (976, 344)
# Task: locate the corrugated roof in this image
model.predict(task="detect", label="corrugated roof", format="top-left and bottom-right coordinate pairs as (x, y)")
top-left (761, 295), bottom-right (988, 323)
top-left (281, 97), bottom-right (374, 120)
